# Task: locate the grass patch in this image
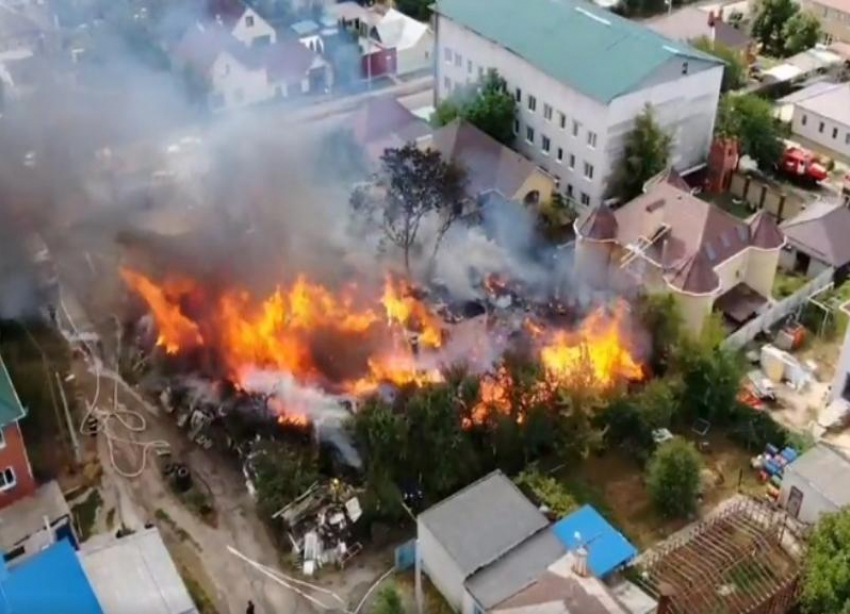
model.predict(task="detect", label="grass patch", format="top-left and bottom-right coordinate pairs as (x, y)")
top-left (71, 489), bottom-right (102, 541)
top-left (178, 564), bottom-right (219, 614)
top-left (154, 508), bottom-right (202, 551)
top-left (773, 271), bottom-right (808, 299)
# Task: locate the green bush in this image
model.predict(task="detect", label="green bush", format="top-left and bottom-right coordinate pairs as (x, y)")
top-left (646, 439), bottom-right (703, 518)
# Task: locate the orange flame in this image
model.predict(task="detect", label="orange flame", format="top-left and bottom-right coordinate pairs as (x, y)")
top-left (345, 351), bottom-right (443, 396)
top-left (541, 303), bottom-right (643, 387)
top-left (381, 276), bottom-right (443, 348)
top-left (120, 268), bottom-right (203, 354)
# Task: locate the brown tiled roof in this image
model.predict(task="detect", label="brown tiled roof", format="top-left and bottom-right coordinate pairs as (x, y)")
top-left (495, 571), bottom-right (626, 614)
top-left (748, 210), bottom-right (784, 250)
top-left (614, 182), bottom-right (777, 294)
top-left (431, 119), bottom-right (542, 198)
top-left (352, 95), bottom-right (430, 144)
top-left (576, 206), bottom-right (618, 241)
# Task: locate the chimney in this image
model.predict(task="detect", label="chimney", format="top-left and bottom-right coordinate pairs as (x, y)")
top-left (656, 582), bottom-right (676, 614)
top-left (573, 545), bottom-right (589, 577)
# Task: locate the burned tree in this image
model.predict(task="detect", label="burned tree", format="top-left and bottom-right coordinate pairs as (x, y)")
top-left (369, 144), bottom-right (465, 275)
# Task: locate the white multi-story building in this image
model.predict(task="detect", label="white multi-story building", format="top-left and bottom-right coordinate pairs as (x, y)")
top-left (434, 0), bottom-right (725, 208)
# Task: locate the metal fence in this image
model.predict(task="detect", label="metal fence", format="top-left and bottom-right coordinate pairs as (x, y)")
top-left (722, 267), bottom-right (835, 350)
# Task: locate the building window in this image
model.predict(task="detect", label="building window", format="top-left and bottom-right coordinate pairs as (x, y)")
top-left (0, 467), bottom-right (16, 492)
top-left (444, 47), bottom-right (452, 63)
top-left (802, 114), bottom-right (807, 126)
top-left (526, 126), bottom-right (535, 144)
top-left (478, 66), bottom-right (484, 79)
top-left (566, 184), bottom-right (574, 197)
top-left (819, 121), bottom-right (825, 133)
top-left (587, 131), bottom-right (597, 148)
top-left (515, 87), bottom-right (522, 103)
top-left (245, 14), bottom-right (254, 27)
top-left (572, 120), bottom-right (580, 137)
top-left (444, 77), bottom-right (452, 92)
top-left (584, 162), bottom-right (594, 179)
top-left (581, 192), bottom-right (591, 206)
top-left (846, 133), bottom-right (850, 145)
top-left (514, 119), bottom-right (520, 135)
top-left (543, 104), bottom-right (553, 121)
top-left (557, 147), bottom-right (564, 162)
top-left (569, 154), bottom-right (575, 169)
top-left (833, 127), bottom-right (839, 139)
top-left (454, 52), bottom-right (462, 67)
top-left (542, 135), bottom-right (551, 153)
top-left (528, 95), bottom-right (537, 112)
top-left (559, 112), bottom-right (566, 129)
top-left (682, 61), bottom-right (689, 75)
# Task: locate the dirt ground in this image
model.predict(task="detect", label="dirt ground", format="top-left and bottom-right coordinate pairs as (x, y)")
top-left (557, 431), bottom-right (764, 550)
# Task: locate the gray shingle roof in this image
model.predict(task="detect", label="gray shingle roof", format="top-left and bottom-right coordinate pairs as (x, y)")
top-left (418, 471), bottom-right (549, 577)
top-left (786, 444), bottom-right (850, 508)
top-left (435, 0), bottom-right (721, 103)
top-left (781, 201), bottom-right (850, 268)
top-left (465, 529), bottom-right (566, 609)
top-left (795, 82), bottom-right (850, 126)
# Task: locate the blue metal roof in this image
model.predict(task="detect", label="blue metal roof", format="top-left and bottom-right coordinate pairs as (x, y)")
top-left (0, 539), bottom-right (103, 614)
top-left (552, 505), bottom-right (637, 578)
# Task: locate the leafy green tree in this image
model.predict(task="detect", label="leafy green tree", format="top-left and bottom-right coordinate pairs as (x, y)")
top-left (716, 94), bottom-right (785, 170)
top-left (395, 0), bottom-right (432, 21)
top-left (433, 70), bottom-right (517, 146)
top-left (373, 584), bottom-right (406, 614)
top-left (646, 439), bottom-right (703, 518)
top-left (783, 11), bottom-right (822, 55)
top-left (692, 37), bottom-right (747, 92)
top-left (635, 293), bottom-right (684, 375)
top-left (251, 440), bottom-right (320, 518)
top-left (515, 468), bottom-right (578, 517)
top-left (752, 0), bottom-right (801, 56)
top-left (599, 377), bottom-right (681, 454)
top-left (672, 335), bottom-right (744, 425)
top-left (615, 105), bottom-right (671, 200)
top-left (801, 509), bottom-right (850, 614)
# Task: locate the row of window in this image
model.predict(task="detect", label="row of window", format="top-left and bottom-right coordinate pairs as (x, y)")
top-left (801, 114), bottom-right (850, 146)
top-left (515, 121), bottom-right (595, 180)
top-left (515, 88), bottom-right (597, 148)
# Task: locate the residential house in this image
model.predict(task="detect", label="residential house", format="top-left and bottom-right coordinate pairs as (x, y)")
top-left (175, 23), bottom-right (331, 111)
top-left (775, 80), bottom-right (844, 122)
top-left (574, 177), bottom-right (785, 334)
top-left (416, 471), bottom-right (654, 614)
top-left (800, 0), bottom-right (850, 44)
top-left (779, 443), bottom-right (850, 523)
top-left (0, 351), bottom-right (36, 509)
top-left (331, 2), bottom-right (433, 78)
top-left (429, 118), bottom-right (556, 205)
top-left (0, 480), bottom-right (76, 562)
top-left (350, 95), bottom-right (432, 165)
top-left (779, 200), bottom-right (850, 281)
top-left (788, 82), bottom-right (850, 161)
top-left (647, 7), bottom-right (752, 52)
top-left (80, 528), bottom-right (199, 614)
top-left (206, 0), bottom-right (276, 48)
top-left (0, 538), bottom-right (103, 614)
top-left (434, 0), bottom-right (724, 209)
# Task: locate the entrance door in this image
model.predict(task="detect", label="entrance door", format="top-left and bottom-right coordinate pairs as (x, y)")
top-left (787, 486), bottom-right (804, 518)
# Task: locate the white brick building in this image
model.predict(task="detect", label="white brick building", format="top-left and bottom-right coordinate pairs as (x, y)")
top-left (434, 0), bottom-right (724, 209)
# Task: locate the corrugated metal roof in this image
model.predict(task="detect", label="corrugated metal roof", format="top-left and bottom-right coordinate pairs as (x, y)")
top-left (465, 529), bottom-right (566, 608)
top-left (0, 352), bottom-right (26, 428)
top-left (551, 506), bottom-right (637, 578)
top-left (80, 528), bottom-right (198, 614)
top-left (786, 443), bottom-right (850, 508)
top-left (0, 539), bottom-right (103, 614)
top-left (435, 0), bottom-right (721, 103)
top-left (418, 471), bottom-right (549, 577)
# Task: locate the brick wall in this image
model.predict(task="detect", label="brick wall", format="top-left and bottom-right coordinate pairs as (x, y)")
top-left (0, 422), bottom-right (36, 509)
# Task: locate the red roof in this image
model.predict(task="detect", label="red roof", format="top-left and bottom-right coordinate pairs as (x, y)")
top-left (576, 205), bottom-right (618, 241)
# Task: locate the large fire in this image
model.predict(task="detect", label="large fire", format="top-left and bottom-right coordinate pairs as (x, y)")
top-left (121, 267), bottom-right (644, 427)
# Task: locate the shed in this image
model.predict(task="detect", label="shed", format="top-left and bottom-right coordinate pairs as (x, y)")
top-left (779, 443), bottom-right (850, 523)
top-left (780, 201), bottom-right (850, 280)
top-left (551, 505), bottom-right (637, 577)
top-left (79, 528), bottom-right (198, 614)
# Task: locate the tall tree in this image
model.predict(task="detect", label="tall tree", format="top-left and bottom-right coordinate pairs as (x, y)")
top-left (433, 70), bottom-right (517, 146)
top-left (635, 293), bottom-right (684, 376)
top-left (615, 105), bottom-right (671, 200)
top-left (801, 509), bottom-right (850, 614)
top-left (752, 0), bottom-right (802, 57)
top-left (646, 439), bottom-right (703, 518)
top-left (783, 11), bottom-right (822, 56)
top-left (250, 440), bottom-right (319, 518)
top-left (716, 94), bottom-right (785, 170)
top-left (374, 145), bottom-right (465, 274)
top-left (692, 37), bottom-right (747, 92)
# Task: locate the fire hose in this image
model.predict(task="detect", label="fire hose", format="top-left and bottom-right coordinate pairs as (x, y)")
top-left (59, 292), bottom-right (170, 479)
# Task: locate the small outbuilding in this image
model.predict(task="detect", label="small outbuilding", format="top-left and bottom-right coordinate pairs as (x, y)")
top-left (779, 443), bottom-right (850, 523)
top-left (780, 201), bottom-right (850, 281)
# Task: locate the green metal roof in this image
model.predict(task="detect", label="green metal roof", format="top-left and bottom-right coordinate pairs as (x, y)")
top-left (0, 353), bottom-right (26, 428)
top-left (435, 0), bottom-right (722, 103)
